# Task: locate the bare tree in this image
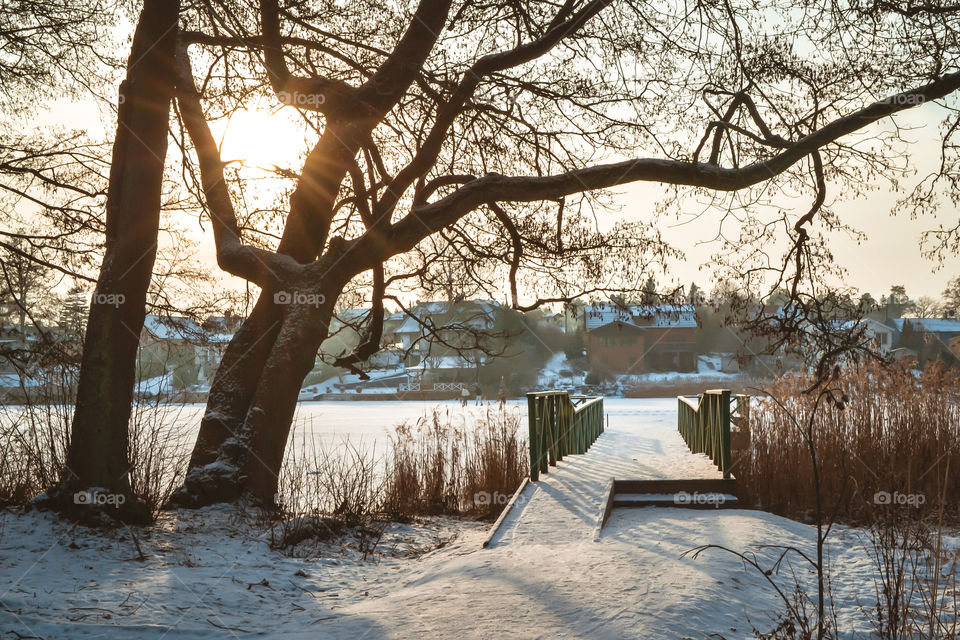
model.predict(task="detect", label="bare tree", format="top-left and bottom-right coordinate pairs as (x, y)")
top-left (158, 0), bottom-right (960, 506)
top-left (47, 0), bottom-right (182, 522)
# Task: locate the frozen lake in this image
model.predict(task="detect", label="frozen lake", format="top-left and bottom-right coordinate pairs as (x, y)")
top-left (162, 396), bottom-right (676, 449)
top-left (1, 397), bottom-right (681, 480)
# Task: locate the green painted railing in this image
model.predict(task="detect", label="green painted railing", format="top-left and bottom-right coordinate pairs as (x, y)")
top-left (677, 389), bottom-right (734, 479)
top-left (527, 391), bottom-right (604, 481)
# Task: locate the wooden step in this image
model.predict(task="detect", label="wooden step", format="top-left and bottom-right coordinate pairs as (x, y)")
top-left (612, 492), bottom-right (739, 509)
top-left (595, 477), bottom-right (743, 538)
top-left (613, 478), bottom-right (737, 495)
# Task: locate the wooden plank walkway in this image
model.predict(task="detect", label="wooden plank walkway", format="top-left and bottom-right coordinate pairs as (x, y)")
top-left (487, 399), bottom-right (727, 547)
top-left (315, 399), bottom-right (810, 640)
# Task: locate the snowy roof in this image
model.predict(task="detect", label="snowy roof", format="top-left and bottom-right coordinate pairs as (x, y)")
top-left (409, 355), bottom-right (483, 370)
top-left (142, 315), bottom-right (204, 342)
top-left (410, 299), bottom-right (499, 315)
top-left (390, 300), bottom-right (501, 335)
top-left (839, 318), bottom-right (895, 333)
top-left (395, 315), bottom-right (422, 334)
top-left (582, 304), bottom-right (697, 331)
top-left (889, 318), bottom-right (960, 334)
top-left (335, 308), bottom-right (371, 322)
top-left (328, 308), bottom-right (372, 331)
top-left (911, 318), bottom-right (960, 333)
top-left (136, 373), bottom-right (173, 395)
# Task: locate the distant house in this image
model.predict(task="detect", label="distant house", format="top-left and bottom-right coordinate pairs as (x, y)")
top-left (839, 317), bottom-right (896, 355)
top-left (861, 318), bottom-right (897, 355)
top-left (322, 308), bottom-right (403, 370)
top-left (526, 309), bottom-right (565, 333)
top-left (889, 318), bottom-right (960, 344)
top-left (581, 304), bottom-right (698, 374)
top-left (306, 300), bottom-right (505, 386)
top-left (139, 315), bottom-right (232, 389)
top-left (382, 299), bottom-right (502, 369)
top-left (888, 318), bottom-right (960, 368)
top-left (405, 354), bottom-right (488, 386)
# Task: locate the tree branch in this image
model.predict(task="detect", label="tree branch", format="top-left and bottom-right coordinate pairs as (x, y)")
top-left (376, 71), bottom-right (960, 259)
top-left (175, 46), bottom-right (296, 287)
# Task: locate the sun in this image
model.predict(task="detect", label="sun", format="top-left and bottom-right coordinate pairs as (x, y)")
top-left (213, 105), bottom-right (307, 170)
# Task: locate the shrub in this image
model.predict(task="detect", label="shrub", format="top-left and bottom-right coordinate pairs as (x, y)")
top-left (381, 406), bottom-right (528, 520)
top-left (737, 361), bottom-right (960, 525)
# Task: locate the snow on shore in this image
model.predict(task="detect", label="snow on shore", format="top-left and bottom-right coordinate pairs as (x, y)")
top-left (0, 399), bottom-right (956, 639)
top-left (1, 502), bottom-right (935, 639)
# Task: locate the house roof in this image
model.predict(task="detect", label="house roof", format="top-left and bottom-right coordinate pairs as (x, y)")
top-left (582, 304), bottom-right (697, 331)
top-left (912, 318), bottom-right (960, 333)
top-left (142, 315), bottom-right (205, 342)
top-left (395, 315), bottom-right (423, 334)
top-left (390, 299), bottom-right (502, 335)
top-left (334, 308), bottom-right (371, 322)
top-left (889, 318), bottom-right (960, 335)
top-left (839, 317), bottom-right (895, 333)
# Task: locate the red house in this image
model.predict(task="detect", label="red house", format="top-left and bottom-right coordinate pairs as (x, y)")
top-left (582, 304), bottom-right (698, 374)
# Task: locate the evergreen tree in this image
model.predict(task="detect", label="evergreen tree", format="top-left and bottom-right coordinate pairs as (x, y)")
top-left (858, 292), bottom-right (877, 314)
top-left (641, 277), bottom-right (658, 306)
top-left (58, 286), bottom-right (88, 338)
top-left (887, 285), bottom-right (913, 318)
top-left (943, 276), bottom-right (960, 318)
top-left (687, 283), bottom-right (702, 306)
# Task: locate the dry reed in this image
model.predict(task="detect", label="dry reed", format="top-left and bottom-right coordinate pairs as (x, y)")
top-left (381, 405), bottom-right (528, 520)
top-left (737, 361), bottom-right (960, 525)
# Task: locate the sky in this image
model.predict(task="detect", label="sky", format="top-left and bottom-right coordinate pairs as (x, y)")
top-left (617, 103), bottom-right (960, 300)
top-left (27, 84), bottom-right (960, 305)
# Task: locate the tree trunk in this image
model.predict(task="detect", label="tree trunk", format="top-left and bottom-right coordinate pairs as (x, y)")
top-left (176, 292), bottom-right (336, 506)
top-left (173, 126), bottom-right (361, 507)
top-left (170, 297), bottom-right (281, 505)
top-left (50, 0), bottom-right (180, 523)
top-left (239, 302), bottom-right (335, 504)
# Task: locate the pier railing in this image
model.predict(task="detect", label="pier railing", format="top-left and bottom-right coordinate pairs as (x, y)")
top-left (527, 391), bottom-right (604, 481)
top-left (677, 389), bottom-right (736, 479)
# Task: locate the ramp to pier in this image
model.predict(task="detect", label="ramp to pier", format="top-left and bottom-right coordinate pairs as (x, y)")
top-left (488, 398), bottom-right (727, 547)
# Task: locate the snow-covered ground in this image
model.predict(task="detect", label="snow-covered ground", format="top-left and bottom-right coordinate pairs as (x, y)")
top-left (1, 399), bottom-right (956, 639)
top-left (615, 354), bottom-right (743, 386)
top-left (536, 352), bottom-right (585, 388)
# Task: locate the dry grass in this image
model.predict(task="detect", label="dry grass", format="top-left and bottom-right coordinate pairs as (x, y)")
top-left (737, 361), bottom-right (960, 525)
top-left (0, 371), bottom-right (73, 506)
top-left (2, 378), bottom-right (528, 536)
top-left (127, 398), bottom-right (195, 519)
top-left (381, 405), bottom-right (528, 521)
top-left (714, 362), bottom-right (960, 639)
top-left (0, 371), bottom-right (194, 519)
top-left (264, 406), bottom-right (528, 551)
top-left (863, 512), bottom-right (960, 639)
